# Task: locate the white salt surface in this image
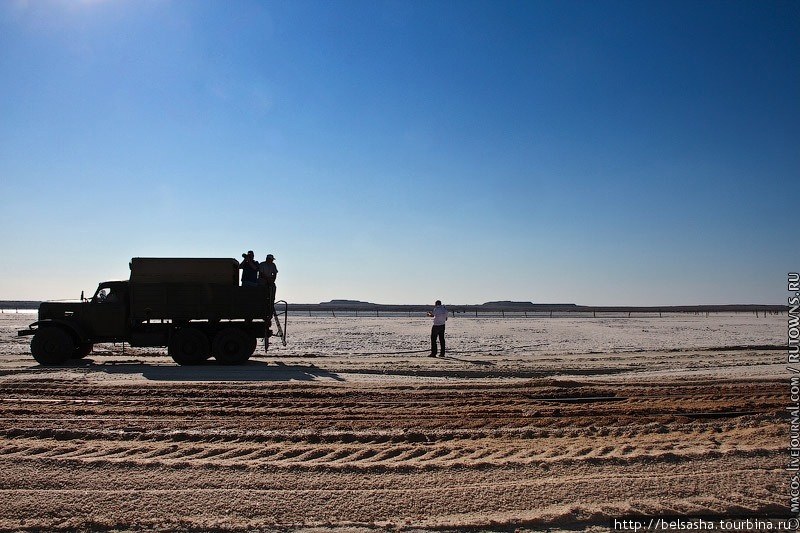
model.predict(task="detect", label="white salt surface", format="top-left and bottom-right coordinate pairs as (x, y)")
top-left (0, 312), bottom-right (787, 383)
top-left (272, 313), bottom-right (784, 357)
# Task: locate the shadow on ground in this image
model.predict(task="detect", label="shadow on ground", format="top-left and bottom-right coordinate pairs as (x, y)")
top-left (29, 358), bottom-right (346, 382)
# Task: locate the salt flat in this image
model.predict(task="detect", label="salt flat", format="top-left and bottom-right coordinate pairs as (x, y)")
top-left (0, 312), bottom-right (790, 531)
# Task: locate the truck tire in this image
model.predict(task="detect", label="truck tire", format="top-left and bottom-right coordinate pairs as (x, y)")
top-left (73, 343), bottom-right (93, 359)
top-left (212, 327), bottom-right (256, 365)
top-left (31, 327), bottom-right (75, 366)
top-left (169, 328), bottom-right (210, 366)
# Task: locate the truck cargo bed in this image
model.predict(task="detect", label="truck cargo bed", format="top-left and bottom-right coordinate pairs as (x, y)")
top-left (130, 284), bottom-right (270, 321)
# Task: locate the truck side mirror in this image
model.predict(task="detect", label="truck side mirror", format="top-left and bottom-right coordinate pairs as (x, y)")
top-left (81, 290), bottom-right (85, 301)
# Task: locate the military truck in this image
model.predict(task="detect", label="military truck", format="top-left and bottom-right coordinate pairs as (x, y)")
top-left (18, 258), bottom-right (286, 366)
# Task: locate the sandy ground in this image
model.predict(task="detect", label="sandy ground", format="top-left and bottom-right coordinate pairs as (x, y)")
top-left (0, 312), bottom-right (790, 532)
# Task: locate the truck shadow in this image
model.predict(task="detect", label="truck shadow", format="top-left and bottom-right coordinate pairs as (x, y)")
top-left (69, 359), bottom-right (346, 382)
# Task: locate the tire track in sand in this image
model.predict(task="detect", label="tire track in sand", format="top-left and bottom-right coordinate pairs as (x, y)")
top-left (0, 379), bottom-right (786, 531)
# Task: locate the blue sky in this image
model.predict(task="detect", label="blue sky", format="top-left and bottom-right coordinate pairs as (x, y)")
top-left (0, 0), bottom-right (797, 305)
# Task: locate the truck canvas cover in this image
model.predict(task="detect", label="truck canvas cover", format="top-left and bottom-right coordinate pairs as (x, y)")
top-left (128, 258), bottom-right (266, 321)
top-left (130, 258), bottom-right (239, 285)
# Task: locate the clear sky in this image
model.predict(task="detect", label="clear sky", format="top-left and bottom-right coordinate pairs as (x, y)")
top-left (0, 0), bottom-right (797, 306)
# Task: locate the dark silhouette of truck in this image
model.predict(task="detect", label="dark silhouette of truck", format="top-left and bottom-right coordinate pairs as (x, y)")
top-left (18, 258), bottom-right (285, 366)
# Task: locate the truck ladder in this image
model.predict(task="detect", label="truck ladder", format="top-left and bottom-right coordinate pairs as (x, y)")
top-left (269, 299), bottom-right (288, 351)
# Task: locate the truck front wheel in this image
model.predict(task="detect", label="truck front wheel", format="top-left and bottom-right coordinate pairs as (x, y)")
top-left (31, 327), bottom-right (75, 365)
top-left (212, 328), bottom-right (256, 365)
top-left (169, 328), bottom-right (210, 366)
top-left (73, 343), bottom-right (93, 359)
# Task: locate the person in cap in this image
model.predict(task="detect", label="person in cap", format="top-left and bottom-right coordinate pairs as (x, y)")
top-left (259, 254), bottom-right (278, 305)
top-left (427, 300), bottom-right (448, 357)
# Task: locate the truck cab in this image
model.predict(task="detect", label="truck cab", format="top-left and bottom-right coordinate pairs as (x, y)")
top-left (20, 281), bottom-right (130, 365)
top-left (35, 281), bottom-right (130, 341)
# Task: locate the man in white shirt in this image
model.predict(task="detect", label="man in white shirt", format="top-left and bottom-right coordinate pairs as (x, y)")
top-left (427, 300), bottom-right (448, 358)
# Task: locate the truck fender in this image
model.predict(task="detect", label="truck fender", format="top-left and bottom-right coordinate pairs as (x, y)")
top-left (22, 319), bottom-right (88, 344)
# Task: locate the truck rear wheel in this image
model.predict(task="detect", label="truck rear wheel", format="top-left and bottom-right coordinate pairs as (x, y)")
top-left (31, 327), bottom-right (75, 366)
top-left (212, 327), bottom-right (256, 365)
top-left (169, 328), bottom-right (210, 366)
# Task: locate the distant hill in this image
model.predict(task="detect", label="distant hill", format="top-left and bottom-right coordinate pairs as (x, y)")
top-left (479, 301), bottom-right (579, 311)
top-left (481, 301), bottom-right (577, 308)
top-left (319, 299), bottom-right (374, 306)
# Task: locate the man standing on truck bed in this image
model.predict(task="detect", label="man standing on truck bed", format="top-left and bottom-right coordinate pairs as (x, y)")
top-left (239, 251), bottom-right (259, 287)
top-left (259, 254), bottom-right (278, 304)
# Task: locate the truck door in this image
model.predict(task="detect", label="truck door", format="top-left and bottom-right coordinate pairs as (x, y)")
top-left (86, 284), bottom-right (128, 340)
